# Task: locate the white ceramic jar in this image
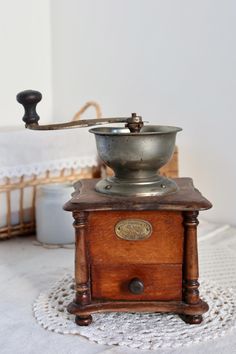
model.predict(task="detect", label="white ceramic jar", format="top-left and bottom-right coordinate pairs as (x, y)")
top-left (36, 183), bottom-right (74, 245)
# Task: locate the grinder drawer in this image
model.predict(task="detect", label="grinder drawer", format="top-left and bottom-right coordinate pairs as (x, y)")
top-left (88, 210), bottom-right (184, 264)
top-left (91, 264), bottom-right (182, 301)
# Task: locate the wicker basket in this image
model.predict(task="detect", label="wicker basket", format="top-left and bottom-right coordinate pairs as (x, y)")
top-left (0, 101), bottom-right (101, 240)
top-left (0, 167), bottom-right (100, 240)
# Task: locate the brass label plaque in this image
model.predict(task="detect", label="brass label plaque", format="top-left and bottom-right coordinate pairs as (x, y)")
top-left (115, 219), bottom-right (152, 241)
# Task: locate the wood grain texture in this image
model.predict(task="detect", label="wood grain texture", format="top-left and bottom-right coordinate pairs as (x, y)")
top-left (87, 210), bottom-right (184, 264)
top-left (64, 178), bottom-right (212, 212)
top-left (73, 211), bottom-right (91, 306)
top-left (183, 211), bottom-right (201, 305)
top-left (68, 298), bottom-right (209, 317)
top-left (91, 264), bottom-right (182, 301)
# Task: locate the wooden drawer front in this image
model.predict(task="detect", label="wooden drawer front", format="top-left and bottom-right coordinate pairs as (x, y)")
top-left (91, 264), bottom-right (182, 301)
top-left (88, 210), bottom-right (184, 264)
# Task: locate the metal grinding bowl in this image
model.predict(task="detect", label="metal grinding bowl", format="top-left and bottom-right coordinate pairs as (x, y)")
top-left (17, 90), bottom-right (182, 197)
top-left (89, 125), bottom-right (182, 197)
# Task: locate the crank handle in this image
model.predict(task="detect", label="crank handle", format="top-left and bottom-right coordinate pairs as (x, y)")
top-left (16, 90), bottom-right (144, 132)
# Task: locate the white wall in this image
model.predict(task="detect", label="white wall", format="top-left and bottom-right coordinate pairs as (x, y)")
top-left (0, 0), bottom-right (235, 226)
top-left (0, 0), bottom-right (52, 126)
top-left (50, 0), bottom-right (236, 226)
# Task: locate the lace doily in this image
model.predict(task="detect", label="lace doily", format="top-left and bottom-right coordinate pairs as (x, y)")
top-left (0, 156), bottom-right (97, 179)
top-left (33, 275), bottom-right (236, 350)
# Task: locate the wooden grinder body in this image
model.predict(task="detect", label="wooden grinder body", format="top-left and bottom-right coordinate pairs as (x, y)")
top-left (64, 178), bottom-right (212, 326)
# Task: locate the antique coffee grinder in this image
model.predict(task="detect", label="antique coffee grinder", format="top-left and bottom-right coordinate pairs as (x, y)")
top-left (17, 90), bottom-right (212, 326)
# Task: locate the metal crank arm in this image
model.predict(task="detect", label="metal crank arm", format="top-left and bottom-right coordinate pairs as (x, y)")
top-left (16, 90), bottom-right (143, 132)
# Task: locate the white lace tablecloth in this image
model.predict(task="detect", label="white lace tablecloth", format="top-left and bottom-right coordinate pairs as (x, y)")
top-left (0, 127), bottom-right (97, 179)
top-left (1, 220), bottom-right (236, 354)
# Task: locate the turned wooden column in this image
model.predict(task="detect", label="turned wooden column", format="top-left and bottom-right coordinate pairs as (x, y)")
top-left (72, 211), bottom-right (92, 326)
top-left (182, 210), bottom-right (202, 324)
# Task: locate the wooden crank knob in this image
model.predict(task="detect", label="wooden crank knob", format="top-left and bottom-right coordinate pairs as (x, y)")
top-left (128, 278), bottom-right (144, 294)
top-left (17, 89), bottom-right (42, 126)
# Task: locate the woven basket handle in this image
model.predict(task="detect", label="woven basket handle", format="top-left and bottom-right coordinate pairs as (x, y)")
top-left (72, 101), bottom-right (102, 121)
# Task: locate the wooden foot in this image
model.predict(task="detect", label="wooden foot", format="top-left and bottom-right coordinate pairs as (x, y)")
top-left (75, 314), bottom-right (92, 326)
top-left (180, 314), bottom-right (203, 324)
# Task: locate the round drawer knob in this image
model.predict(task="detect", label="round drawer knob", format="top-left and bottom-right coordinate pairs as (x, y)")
top-left (128, 278), bottom-right (144, 294)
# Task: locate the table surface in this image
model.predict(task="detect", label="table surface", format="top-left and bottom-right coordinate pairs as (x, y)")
top-left (1, 220), bottom-right (236, 354)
